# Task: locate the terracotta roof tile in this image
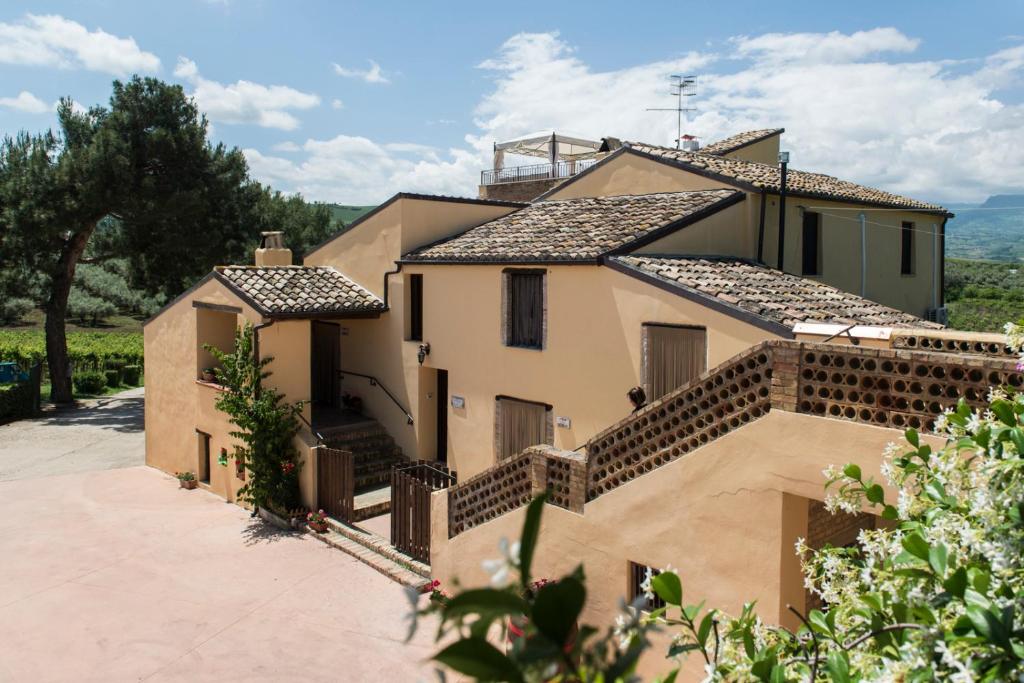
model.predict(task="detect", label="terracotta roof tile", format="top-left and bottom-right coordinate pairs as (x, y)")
top-left (614, 255), bottom-right (940, 329)
top-left (700, 128), bottom-right (784, 155)
top-left (404, 190), bottom-right (741, 262)
top-left (624, 142), bottom-right (947, 212)
top-left (216, 266), bottom-right (384, 316)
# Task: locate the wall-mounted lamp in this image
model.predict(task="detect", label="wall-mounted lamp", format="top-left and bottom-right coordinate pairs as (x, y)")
top-left (417, 342), bottom-right (431, 365)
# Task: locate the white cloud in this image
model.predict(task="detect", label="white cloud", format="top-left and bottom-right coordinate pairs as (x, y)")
top-left (730, 27), bottom-right (919, 64)
top-left (272, 141), bottom-right (301, 152)
top-left (332, 60), bottom-right (389, 84)
top-left (0, 14), bottom-right (159, 76)
top-left (0, 90), bottom-right (50, 113)
top-left (174, 57), bottom-right (320, 130)
top-left (244, 135), bottom-right (477, 203)
top-left (331, 98), bottom-right (345, 110)
top-left (247, 29), bottom-right (1024, 204)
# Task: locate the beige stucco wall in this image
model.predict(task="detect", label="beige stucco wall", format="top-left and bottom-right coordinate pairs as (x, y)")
top-left (430, 411), bottom-right (945, 680)
top-left (635, 198), bottom-right (754, 258)
top-left (722, 134), bottom-right (780, 165)
top-left (145, 279), bottom-right (319, 509)
top-left (548, 152), bottom-right (944, 317)
top-left (405, 263), bottom-right (776, 479)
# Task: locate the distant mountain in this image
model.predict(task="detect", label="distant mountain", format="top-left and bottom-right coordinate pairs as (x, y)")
top-left (944, 194), bottom-right (1024, 262)
top-left (327, 204), bottom-right (376, 227)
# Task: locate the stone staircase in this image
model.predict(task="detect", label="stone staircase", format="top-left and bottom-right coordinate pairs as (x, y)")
top-left (306, 516), bottom-right (431, 590)
top-left (320, 419), bottom-right (408, 517)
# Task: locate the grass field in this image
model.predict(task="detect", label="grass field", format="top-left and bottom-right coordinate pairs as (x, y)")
top-left (2, 308), bottom-right (144, 334)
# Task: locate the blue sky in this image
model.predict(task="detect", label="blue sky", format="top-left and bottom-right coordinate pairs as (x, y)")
top-left (1, 1), bottom-right (1023, 204)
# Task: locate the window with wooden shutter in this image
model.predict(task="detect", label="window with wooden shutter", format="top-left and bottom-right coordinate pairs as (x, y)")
top-left (900, 222), bottom-right (915, 275)
top-left (802, 211), bottom-right (821, 276)
top-left (643, 324), bottom-right (707, 401)
top-left (408, 274), bottom-right (423, 341)
top-left (506, 271), bottom-right (544, 349)
top-left (495, 396), bottom-right (550, 460)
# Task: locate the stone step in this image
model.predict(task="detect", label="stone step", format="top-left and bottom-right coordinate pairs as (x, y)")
top-left (325, 435), bottom-right (395, 450)
top-left (307, 527), bottom-right (430, 590)
top-left (352, 483), bottom-right (392, 520)
top-left (325, 516), bottom-right (431, 579)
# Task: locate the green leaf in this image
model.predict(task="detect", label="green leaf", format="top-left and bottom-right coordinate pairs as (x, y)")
top-left (826, 652), bottom-right (851, 683)
top-left (991, 400), bottom-right (1016, 427)
top-left (666, 643), bottom-right (701, 657)
top-left (865, 484), bottom-right (885, 504)
top-left (882, 504), bottom-right (899, 520)
top-left (809, 609), bottom-right (831, 635)
top-left (901, 532), bottom-right (931, 562)
top-left (1009, 428), bottom-right (1024, 455)
top-left (443, 589), bottom-right (528, 620)
top-left (843, 463), bottom-right (862, 480)
top-left (652, 572), bottom-right (683, 607)
top-left (659, 670), bottom-right (679, 683)
top-left (943, 567), bottom-right (968, 598)
top-left (697, 611), bottom-right (715, 648)
top-left (742, 626), bottom-right (756, 658)
top-left (518, 494), bottom-right (546, 588)
top-left (531, 577), bottom-right (585, 647)
top-left (433, 637), bottom-right (524, 682)
top-left (928, 543), bottom-right (948, 576)
top-left (905, 428), bottom-right (920, 447)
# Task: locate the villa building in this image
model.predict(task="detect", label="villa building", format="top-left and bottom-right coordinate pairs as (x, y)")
top-left (143, 128), bottom-right (1021, 677)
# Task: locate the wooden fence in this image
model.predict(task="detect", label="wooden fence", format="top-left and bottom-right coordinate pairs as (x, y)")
top-left (391, 461), bottom-right (456, 563)
top-left (316, 446), bottom-right (354, 522)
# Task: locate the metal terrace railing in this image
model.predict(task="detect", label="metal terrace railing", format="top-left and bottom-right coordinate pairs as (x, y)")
top-left (480, 159), bottom-right (597, 186)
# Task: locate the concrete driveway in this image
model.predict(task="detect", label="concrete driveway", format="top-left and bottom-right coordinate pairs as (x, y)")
top-left (0, 391), bottom-right (440, 681)
top-left (0, 387), bottom-right (145, 481)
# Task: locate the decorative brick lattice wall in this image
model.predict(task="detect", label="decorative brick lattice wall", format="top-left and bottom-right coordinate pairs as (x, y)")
top-left (795, 345), bottom-right (1023, 432)
top-left (585, 343), bottom-right (774, 499)
top-left (448, 451), bottom-right (535, 537)
top-left (891, 332), bottom-right (1016, 360)
top-left (445, 337), bottom-right (1024, 539)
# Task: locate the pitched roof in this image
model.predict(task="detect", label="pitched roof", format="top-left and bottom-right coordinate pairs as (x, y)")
top-left (403, 190), bottom-right (743, 263)
top-left (611, 255), bottom-right (939, 331)
top-left (623, 142), bottom-right (948, 213)
top-left (216, 266), bottom-right (384, 317)
top-left (700, 128), bottom-right (784, 155)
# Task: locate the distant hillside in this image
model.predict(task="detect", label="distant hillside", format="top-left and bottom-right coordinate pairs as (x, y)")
top-left (327, 204), bottom-right (375, 227)
top-left (945, 194), bottom-right (1024, 262)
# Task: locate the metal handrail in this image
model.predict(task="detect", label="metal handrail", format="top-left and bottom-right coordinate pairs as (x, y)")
top-left (296, 410), bottom-right (326, 445)
top-left (480, 159), bottom-right (596, 186)
top-left (339, 370), bottom-right (414, 425)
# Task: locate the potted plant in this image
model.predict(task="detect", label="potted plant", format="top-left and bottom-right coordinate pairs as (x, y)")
top-left (201, 367), bottom-right (216, 382)
top-left (341, 392), bottom-right (363, 413)
top-left (307, 509), bottom-right (329, 533)
top-left (176, 471), bottom-right (198, 489)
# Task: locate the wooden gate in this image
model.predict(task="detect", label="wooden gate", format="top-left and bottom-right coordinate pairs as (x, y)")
top-left (391, 461), bottom-right (457, 563)
top-left (316, 446), bottom-right (354, 522)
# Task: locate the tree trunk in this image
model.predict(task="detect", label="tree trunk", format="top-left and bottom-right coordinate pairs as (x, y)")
top-left (45, 226), bottom-right (96, 404)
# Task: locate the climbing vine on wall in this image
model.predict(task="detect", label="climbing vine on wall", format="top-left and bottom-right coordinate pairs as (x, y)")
top-left (208, 323), bottom-right (303, 512)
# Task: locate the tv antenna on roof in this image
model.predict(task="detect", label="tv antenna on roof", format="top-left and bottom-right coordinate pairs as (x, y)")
top-left (646, 75), bottom-right (697, 149)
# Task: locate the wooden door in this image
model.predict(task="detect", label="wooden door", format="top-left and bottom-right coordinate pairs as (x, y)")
top-left (436, 370), bottom-right (448, 463)
top-left (311, 321), bottom-right (340, 407)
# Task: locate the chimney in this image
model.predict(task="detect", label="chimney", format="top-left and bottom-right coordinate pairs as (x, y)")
top-left (255, 231), bottom-right (292, 266)
top-left (680, 134), bottom-right (700, 152)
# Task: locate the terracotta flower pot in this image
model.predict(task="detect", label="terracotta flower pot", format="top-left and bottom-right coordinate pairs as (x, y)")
top-left (180, 479), bottom-right (197, 490)
top-left (309, 520), bottom-right (328, 533)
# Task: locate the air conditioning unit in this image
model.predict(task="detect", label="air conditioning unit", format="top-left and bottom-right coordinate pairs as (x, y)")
top-left (926, 306), bottom-right (949, 325)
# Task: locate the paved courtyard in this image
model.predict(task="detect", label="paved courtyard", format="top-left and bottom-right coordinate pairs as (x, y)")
top-left (0, 393), bottom-right (438, 682)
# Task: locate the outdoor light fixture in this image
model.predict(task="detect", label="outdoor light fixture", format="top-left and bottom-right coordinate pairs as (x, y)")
top-left (417, 342), bottom-right (431, 365)
top-left (778, 151), bottom-right (790, 164)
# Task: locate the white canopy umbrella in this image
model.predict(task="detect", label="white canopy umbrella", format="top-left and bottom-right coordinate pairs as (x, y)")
top-left (492, 131), bottom-right (603, 170)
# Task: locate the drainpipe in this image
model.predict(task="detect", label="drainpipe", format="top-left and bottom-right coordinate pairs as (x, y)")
top-left (859, 212), bottom-right (867, 298)
top-left (383, 262), bottom-right (403, 310)
top-left (776, 152), bottom-right (789, 271)
top-left (931, 222), bottom-right (939, 312)
top-left (939, 215), bottom-right (948, 306)
top-left (756, 189), bottom-right (768, 263)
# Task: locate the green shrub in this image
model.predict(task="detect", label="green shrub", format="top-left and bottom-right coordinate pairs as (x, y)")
top-left (104, 358), bottom-right (126, 370)
top-left (104, 369), bottom-right (121, 387)
top-left (0, 382), bottom-right (35, 419)
top-left (122, 364), bottom-right (141, 386)
top-left (0, 297), bottom-right (34, 325)
top-left (73, 370), bottom-right (107, 395)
